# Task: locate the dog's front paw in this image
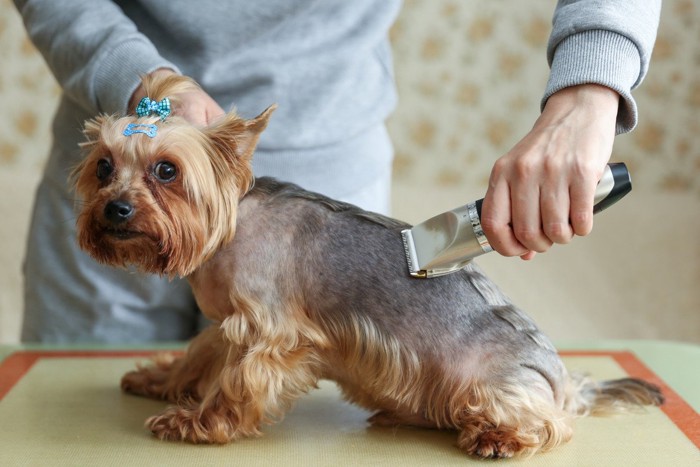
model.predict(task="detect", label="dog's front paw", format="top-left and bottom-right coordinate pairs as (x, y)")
top-left (121, 353), bottom-right (182, 401)
top-left (121, 369), bottom-right (160, 397)
top-left (146, 405), bottom-right (244, 444)
top-left (147, 406), bottom-right (208, 443)
top-left (121, 367), bottom-right (176, 401)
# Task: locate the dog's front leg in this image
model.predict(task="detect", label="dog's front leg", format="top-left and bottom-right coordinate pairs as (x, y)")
top-left (146, 312), bottom-right (323, 444)
top-left (122, 325), bottom-right (228, 403)
top-left (145, 363), bottom-right (250, 444)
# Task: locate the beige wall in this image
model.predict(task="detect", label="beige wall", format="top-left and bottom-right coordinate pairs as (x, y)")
top-left (1, 0), bottom-right (698, 344)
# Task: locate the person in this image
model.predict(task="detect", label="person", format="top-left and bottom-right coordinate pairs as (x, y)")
top-left (14, 0), bottom-right (661, 343)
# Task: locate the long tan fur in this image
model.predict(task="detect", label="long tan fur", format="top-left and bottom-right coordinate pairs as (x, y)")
top-left (73, 74), bottom-right (663, 458)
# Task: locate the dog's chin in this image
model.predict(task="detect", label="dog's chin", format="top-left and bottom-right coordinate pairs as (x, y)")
top-left (81, 227), bottom-right (199, 277)
top-left (80, 228), bottom-right (162, 271)
top-left (104, 228), bottom-right (145, 240)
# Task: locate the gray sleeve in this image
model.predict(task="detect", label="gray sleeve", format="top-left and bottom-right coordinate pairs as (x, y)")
top-left (13, 0), bottom-right (180, 115)
top-left (543, 0), bottom-right (662, 134)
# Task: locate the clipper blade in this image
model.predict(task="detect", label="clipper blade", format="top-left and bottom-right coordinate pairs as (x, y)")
top-left (400, 229), bottom-right (424, 278)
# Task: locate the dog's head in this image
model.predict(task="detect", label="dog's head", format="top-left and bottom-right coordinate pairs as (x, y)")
top-left (72, 75), bottom-right (275, 277)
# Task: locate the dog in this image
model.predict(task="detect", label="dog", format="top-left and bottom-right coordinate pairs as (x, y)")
top-left (72, 74), bottom-right (663, 458)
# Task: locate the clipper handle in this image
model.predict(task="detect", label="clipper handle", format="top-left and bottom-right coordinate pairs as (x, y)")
top-left (473, 162), bottom-right (631, 219)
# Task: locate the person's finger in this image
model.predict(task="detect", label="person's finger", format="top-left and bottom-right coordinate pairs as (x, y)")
top-left (509, 166), bottom-right (553, 253)
top-left (540, 165), bottom-right (574, 244)
top-left (481, 174), bottom-right (530, 257)
top-left (174, 91), bottom-right (225, 127)
top-left (519, 250), bottom-right (537, 261)
top-left (569, 166), bottom-right (598, 237)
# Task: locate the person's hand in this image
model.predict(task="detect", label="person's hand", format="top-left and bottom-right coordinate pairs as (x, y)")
top-left (129, 69), bottom-right (224, 126)
top-left (481, 84), bottom-right (619, 260)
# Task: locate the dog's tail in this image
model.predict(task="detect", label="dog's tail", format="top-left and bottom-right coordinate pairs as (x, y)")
top-left (565, 375), bottom-right (664, 417)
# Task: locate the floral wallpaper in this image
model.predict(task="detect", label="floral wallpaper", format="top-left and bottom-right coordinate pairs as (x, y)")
top-left (0, 0), bottom-right (698, 344)
top-left (387, 0), bottom-right (700, 196)
top-left (0, 0), bottom-right (698, 193)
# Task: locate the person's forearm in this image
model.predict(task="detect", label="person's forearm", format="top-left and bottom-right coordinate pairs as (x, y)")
top-left (14, 0), bottom-right (177, 115)
top-left (545, 0), bottom-right (662, 133)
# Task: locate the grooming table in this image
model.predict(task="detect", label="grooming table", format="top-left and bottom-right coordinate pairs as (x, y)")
top-left (1, 341), bottom-right (698, 466)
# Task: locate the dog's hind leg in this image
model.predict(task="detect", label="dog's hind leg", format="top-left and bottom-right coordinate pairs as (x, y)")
top-left (453, 371), bottom-right (574, 459)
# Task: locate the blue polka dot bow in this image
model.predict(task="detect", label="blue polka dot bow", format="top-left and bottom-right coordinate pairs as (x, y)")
top-left (136, 97), bottom-right (171, 121)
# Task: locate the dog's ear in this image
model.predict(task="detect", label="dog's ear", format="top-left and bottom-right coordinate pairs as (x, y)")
top-left (204, 105), bottom-right (276, 196)
top-left (204, 104), bottom-right (277, 163)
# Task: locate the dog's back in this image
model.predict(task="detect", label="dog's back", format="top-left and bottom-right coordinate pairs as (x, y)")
top-left (229, 177), bottom-right (662, 457)
top-left (241, 177), bottom-right (561, 358)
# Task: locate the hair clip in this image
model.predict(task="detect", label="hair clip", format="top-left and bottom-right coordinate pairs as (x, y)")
top-left (136, 97), bottom-right (171, 121)
top-left (123, 123), bottom-right (158, 138)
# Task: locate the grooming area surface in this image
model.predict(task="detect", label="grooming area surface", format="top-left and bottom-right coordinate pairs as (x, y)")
top-left (1, 345), bottom-right (697, 466)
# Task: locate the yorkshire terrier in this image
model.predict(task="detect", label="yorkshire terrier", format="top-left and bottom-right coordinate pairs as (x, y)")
top-left (72, 74), bottom-right (663, 458)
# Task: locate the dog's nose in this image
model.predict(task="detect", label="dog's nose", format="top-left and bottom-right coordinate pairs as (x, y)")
top-left (104, 200), bottom-right (134, 224)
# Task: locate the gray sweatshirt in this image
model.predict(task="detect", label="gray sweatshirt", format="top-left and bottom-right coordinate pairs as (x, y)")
top-left (14, 0), bottom-right (661, 188)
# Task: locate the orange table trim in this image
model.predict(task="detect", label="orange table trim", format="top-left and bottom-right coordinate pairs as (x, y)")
top-left (1, 349), bottom-right (698, 448)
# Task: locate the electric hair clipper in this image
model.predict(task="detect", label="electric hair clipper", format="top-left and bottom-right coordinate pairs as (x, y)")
top-left (401, 162), bottom-right (632, 278)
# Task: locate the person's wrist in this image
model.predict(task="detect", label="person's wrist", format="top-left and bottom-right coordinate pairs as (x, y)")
top-left (545, 84), bottom-right (619, 117)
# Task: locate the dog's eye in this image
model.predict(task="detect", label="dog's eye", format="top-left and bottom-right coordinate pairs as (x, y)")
top-left (154, 161), bottom-right (177, 182)
top-left (96, 159), bottom-right (113, 181)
